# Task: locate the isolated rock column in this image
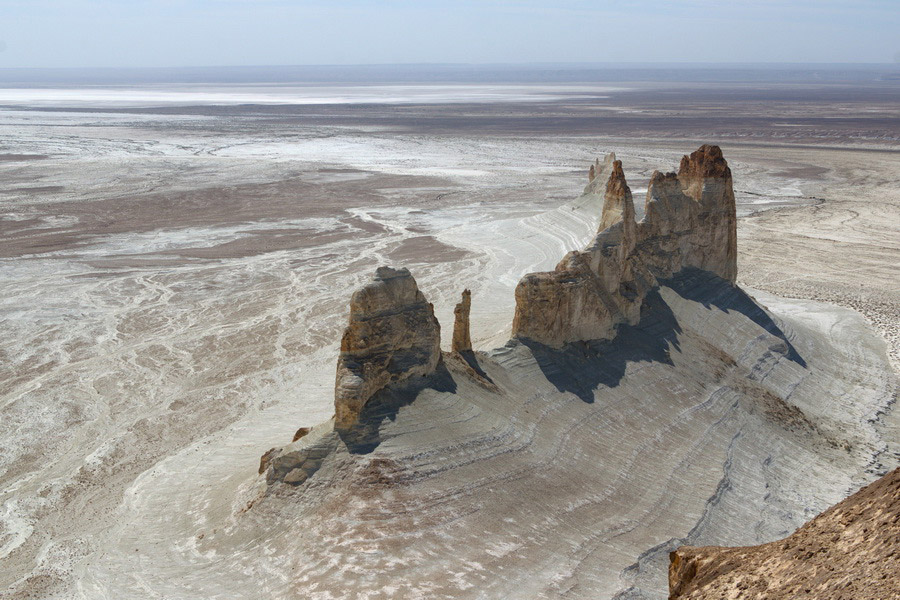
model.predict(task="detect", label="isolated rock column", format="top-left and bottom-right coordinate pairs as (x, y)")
top-left (452, 289), bottom-right (472, 353)
top-left (334, 266), bottom-right (441, 429)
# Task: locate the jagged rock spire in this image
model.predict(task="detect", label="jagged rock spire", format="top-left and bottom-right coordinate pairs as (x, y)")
top-left (452, 289), bottom-right (472, 353)
top-left (599, 159), bottom-right (635, 233)
top-left (583, 152), bottom-right (617, 196)
top-left (513, 145), bottom-right (737, 348)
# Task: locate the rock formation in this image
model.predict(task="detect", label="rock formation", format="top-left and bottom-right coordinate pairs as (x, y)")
top-left (598, 159), bottom-right (634, 232)
top-left (669, 467), bottom-right (900, 599)
top-left (583, 152), bottom-right (617, 196)
top-left (247, 144), bottom-right (897, 599)
top-left (333, 266), bottom-right (441, 428)
top-left (452, 289), bottom-right (472, 353)
top-left (259, 267), bottom-right (442, 485)
top-left (513, 145), bottom-right (737, 348)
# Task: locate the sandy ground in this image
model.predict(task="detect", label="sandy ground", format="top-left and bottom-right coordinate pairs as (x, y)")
top-left (0, 77), bottom-right (898, 598)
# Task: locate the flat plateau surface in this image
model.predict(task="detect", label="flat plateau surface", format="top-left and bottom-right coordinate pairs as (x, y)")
top-left (1, 69), bottom-right (898, 598)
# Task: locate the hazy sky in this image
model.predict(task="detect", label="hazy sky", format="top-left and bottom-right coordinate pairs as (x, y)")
top-left (1, 0), bottom-right (898, 68)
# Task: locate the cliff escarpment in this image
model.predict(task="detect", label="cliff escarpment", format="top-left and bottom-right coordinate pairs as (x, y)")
top-left (669, 467), bottom-right (900, 599)
top-left (246, 145), bottom-right (896, 599)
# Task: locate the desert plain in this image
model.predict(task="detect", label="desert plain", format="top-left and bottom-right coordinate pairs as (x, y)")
top-left (0, 65), bottom-right (898, 598)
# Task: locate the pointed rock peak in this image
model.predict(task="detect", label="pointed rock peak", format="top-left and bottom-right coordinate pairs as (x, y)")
top-left (583, 152), bottom-right (618, 195)
top-left (599, 160), bottom-right (634, 232)
top-left (452, 289), bottom-right (472, 353)
top-left (606, 160), bottom-right (631, 199)
top-left (678, 144), bottom-right (730, 179)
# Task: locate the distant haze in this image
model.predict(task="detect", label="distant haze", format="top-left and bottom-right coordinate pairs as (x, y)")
top-left (1, 0), bottom-right (899, 69)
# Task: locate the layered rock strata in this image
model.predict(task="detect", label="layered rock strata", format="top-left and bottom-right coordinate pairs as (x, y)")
top-left (669, 467), bottom-right (900, 599)
top-left (333, 266), bottom-right (441, 429)
top-left (513, 145), bottom-right (737, 348)
top-left (452, 289), bottom-right (472, 353)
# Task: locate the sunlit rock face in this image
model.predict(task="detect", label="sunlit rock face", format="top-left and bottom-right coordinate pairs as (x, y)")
top-left (452, 289), bottom-right (473, 353)
top-left (512, 145), bottom-right (737, 348)
top-left (669, 467), bottom-right (900, 600)
top-left (333, 266), bottom-right (442, 428)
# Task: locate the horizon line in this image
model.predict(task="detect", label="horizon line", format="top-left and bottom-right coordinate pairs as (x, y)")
top-left (2, 61), bottom-right (899, 72)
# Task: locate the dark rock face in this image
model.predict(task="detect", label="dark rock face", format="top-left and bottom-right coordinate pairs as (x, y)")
top-left (512, 145), bottom-right (737, 348)
top-left (669, 467), bottom-right (900, 599)
top-left (334, 267), bottom-right (441, 429)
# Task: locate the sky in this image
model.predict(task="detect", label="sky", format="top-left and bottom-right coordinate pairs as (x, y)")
top-left (1, 0), bottom-right (898, 68)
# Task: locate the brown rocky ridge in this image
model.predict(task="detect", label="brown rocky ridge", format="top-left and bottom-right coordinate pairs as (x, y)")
top-left (669, 466), bottom-right (900, 599)
top-left (513, 144), bottom-right (737, 347)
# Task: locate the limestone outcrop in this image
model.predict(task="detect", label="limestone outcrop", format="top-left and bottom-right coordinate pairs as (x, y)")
top-left (669, 467), bottom-right (900, 599)
top-left (583, 152), bottom-right (617, 196)
top-left (598, 159), bottom-right (633, 232)
top-left (513, 145), bottom-right (737, 348)
top-left (333, 266), bottom-right (441, 428)
top-left (452, 289), bottom-right (472, 353)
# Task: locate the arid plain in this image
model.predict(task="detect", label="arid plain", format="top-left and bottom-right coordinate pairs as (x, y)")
top-left (1, 67), bottom-right (898, 598)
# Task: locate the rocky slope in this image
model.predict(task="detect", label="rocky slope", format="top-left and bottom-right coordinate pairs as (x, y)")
top-left (244, 146), bottom-right (896, 598)
top-left (669, 467), bottom-right (900, 599)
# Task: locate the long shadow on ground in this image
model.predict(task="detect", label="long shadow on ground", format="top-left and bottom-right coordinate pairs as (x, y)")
top-left (521, 269), bottom-right (805, 403)
top-left (338, 363), bottom-right (458, 455)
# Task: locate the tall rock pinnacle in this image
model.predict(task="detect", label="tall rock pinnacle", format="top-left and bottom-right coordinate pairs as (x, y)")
top-left (334, 266), bottom-right (441, 428)
top-left (599, 159), bottom-right (635, 233)
top-left (452, 289), bottom-right (472, 353)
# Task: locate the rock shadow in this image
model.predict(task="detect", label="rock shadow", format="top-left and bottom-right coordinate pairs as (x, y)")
top-left (337, 362), bottom-right (458, 455)
top-left (520, 285), bottom-right (682, 403)
top-left (456, 350), bottom-right (495, 384)
top-left (665, 268), bottom-right (806, 368)
top-left (520, 269), bottom-right (805, 403)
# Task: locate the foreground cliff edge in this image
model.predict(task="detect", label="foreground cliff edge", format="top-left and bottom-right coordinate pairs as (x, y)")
top-left (246, 146), bottom-right (896, 598)
top-left (669, 466), bottom-right (900, 599)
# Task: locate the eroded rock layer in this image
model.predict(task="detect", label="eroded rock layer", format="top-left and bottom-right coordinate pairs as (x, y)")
top-left (513, 145), bottom-right (737, 348)
top-left (333, 266), bottom-right (441, 428)
top-left (669, 467), bottom-right (900, 599)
